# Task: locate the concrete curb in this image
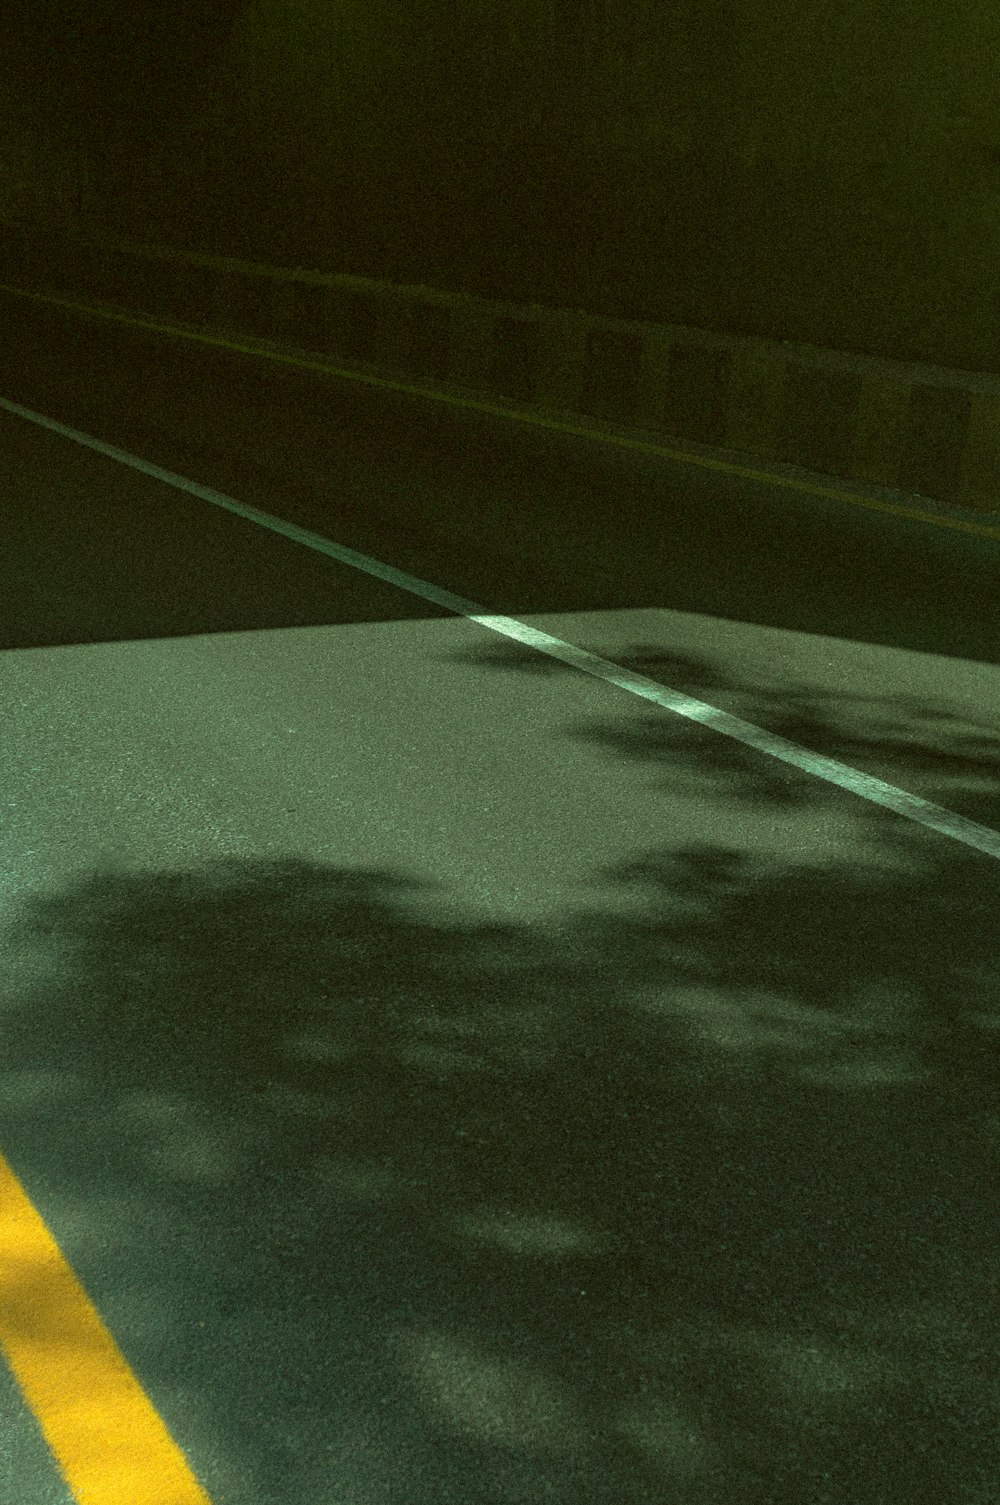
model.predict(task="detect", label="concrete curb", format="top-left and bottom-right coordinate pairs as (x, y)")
top-left (3, 219), bottom-right (999, 518)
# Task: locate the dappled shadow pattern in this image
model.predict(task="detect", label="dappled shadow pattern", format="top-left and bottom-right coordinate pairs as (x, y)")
top-left (2, 703), bottom-right (999, 1505)
top-left (437, 636), bottom-right (1000, 834)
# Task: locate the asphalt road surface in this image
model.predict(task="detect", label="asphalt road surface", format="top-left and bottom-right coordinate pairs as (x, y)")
top-left (1, 287), bottom-right (998, 1505)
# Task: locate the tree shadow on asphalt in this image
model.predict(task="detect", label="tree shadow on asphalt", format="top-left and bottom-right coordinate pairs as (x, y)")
top-left (442, 637), bottom-right (1000, 834)
top-left (1, 666), bottom-right (999, 1505)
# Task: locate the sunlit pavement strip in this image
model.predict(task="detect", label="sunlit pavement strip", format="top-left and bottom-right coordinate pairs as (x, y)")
top-left (4, 392), bottom-right (1000, 865)
top-left (0, 1153), bottom-right (213, 1505)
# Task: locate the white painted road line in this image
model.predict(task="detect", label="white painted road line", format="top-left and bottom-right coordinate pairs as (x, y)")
top-left (4, 392), bottom-right (1000, 863)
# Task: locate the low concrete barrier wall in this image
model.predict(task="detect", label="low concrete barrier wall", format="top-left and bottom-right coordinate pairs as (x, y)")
top-left (3, 218), bottom-right (1000, 517)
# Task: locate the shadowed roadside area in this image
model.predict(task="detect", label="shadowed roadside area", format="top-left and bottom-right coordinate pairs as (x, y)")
top-left (1, 673), bottom-right (997, 1505)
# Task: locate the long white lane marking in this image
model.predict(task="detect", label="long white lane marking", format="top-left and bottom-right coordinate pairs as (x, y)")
top-left (4, 392), bottom-right (1000, 863)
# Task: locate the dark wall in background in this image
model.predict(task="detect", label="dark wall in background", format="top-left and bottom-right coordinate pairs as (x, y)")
top-left (4, 0), bottom-right (1000, 372)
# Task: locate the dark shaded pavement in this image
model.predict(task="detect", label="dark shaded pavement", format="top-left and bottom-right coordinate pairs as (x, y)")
top-left (1, 287), bottom-right (998, 1504)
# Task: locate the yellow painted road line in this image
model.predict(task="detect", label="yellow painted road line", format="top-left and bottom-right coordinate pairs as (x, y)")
top-left (3, 278), bottom-right (1000, 543)
top-left (0, 1151), bottom-right (213, 1505)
